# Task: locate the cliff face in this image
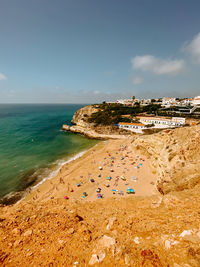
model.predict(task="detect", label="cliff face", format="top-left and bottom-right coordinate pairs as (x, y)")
top-left (132, 124), bottom-right (200, 194)
top-left (71, 105), bottom-right (98, 127)
top-left (69, 105), bottom-right (133, 139)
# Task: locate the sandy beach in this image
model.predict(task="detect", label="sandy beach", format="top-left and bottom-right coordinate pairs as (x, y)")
top-left (24, 139), bottom-right (158, 204)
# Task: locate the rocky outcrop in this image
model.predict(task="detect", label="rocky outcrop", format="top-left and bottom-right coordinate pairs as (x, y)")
top-left (131, 124), bottom-right (200, 194)
top-left (71, 105), bottom-right (98, 127)
top-left (69, 125), bottom-right (128, 139)
top-left (63, 105), bottom-right (133, 139)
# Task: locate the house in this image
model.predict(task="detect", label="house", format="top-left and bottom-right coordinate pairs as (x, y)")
top-left (162, 97), bottom-right (177, 107)
top-left (192, 96), bottom-right (200, 106)
top-left (137, 116), bottom-right (185, 128)
top-left (117, 122), bottom-right (145, 133)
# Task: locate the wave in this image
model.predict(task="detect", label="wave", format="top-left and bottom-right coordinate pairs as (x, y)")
top-left (0, 144), bottom-right (98, 205)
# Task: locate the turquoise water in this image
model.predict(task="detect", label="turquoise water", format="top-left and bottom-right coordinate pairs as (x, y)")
top-left (0, 104), bottom-right (97, 199)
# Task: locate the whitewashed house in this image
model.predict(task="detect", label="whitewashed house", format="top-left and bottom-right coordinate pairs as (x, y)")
top-left (162, 97), bottom-right (177, 107)
top-left (138, 116), bottom-right (185, 128)
top-left (192, 96), bottom-right (200, 106)
top-left (117, 122), bottom-right (145, 133)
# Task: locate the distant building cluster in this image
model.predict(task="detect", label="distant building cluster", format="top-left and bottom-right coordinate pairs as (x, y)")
top-left (117, 116), bottom-right (186, 133)
top-left (114, 95), bottom-right (200, 108)
top-left (113, 95), bottom-right (200, 133)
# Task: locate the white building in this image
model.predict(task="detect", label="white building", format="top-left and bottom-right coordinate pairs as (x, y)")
top-left (138, 116), bottom-right (185, 128)
top-left (117, 122), bottom-right (145, 133)
top-left (181, 98), bottom-right (193, 105)
top-left (162, 97), bottom-right (177, 107)
top-left (116, 99), bottom-right (132, 105)
top-left (192, 96), bottom-right (200, 106)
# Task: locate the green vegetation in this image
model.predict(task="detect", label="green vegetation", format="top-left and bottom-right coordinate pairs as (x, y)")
top-left (88, 103), bottom-right (161, 125)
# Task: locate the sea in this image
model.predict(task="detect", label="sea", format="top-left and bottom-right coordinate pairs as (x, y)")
top-left (0, 104), bottom-right (97, 203)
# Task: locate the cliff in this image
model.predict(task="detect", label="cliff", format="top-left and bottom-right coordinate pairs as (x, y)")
top-left (132, 124), bottom-right (200, 195)
top-left (64, 105), bottom-right (134, 139)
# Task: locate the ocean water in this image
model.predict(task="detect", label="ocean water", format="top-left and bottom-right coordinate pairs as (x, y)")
top-left (0, 104), bottom-right (97, 200)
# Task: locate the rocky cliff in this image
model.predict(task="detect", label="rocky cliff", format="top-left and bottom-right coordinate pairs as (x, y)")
top-left (71, 105), bottom-right (98, 127)
top-left (132, 124), bottom-right (200, 195)
top-left (66, 105), bottom-right (133, 139)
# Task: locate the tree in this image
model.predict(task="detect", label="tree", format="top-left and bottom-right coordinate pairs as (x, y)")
top-left (132, 96), bottom-right (135, 101)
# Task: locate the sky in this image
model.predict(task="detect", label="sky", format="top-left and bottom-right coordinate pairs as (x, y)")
top-left (0, 0), bottom-right (200, 103)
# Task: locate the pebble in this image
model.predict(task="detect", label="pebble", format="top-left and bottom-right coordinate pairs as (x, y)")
top-left (89, 252), bottom-right (105, 265)
top-left (13, 239), bottom-right (22, 247)
top-left (133, 236), bottom-right (140, 245)
top-left (106, 216), bottom-right (117, 230)
top-left (68, 228), bottom-right (75, 234)
top-left (12, 228), bottom-right (21, 235)
top-left (164, 240), bottom-right (171, 249)
top-left (23, 229), bottom-right (33, 237)
top-left (98, 235), bottom-right (116, 248)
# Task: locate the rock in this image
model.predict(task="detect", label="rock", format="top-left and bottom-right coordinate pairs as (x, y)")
top-left (0, 191), bottom-right (25, 205)
top-left (89, 254), bottom-right (99, 265)
top-left (133, 236), bottom-right (140, 245)
top-left (75, 214), bottom-right (84, 222)
top-left (58, 239), bottom-right (64, 245)
top-left (62, 124), bottom-right (71, 131)
top-left (13, 240), bottom-right (22, 247)
top-left (12, 228), bottom-right (21, 235)
top-left (197, 229), bottom-right (200, 239)
top-left (89, 251), bottom-right (106, 265)
top-left (84, 235), bottom-right (92, 242)
top-left (26, 252), bottom-right (33, 257)
top-left (23, 229), bottom-right (33, 237)
top-left (111, 245), bottom-right (121, 257)
top-left (164, 240), bottom-right (171, 249)
top-left (182, 235), bottom-right (200, 244)
top-left (124, 254), bottom-right (131, 265)
top-left (68, 228), bottom-right (75, 234)
top-left (98, 235), bottom-right (116, 249)
top-left (106, 216), bottom-right (117, 230)
top-left (98, 251), bottom-right (106, 262)
top-left (180, 230), bottom-right (193, 237)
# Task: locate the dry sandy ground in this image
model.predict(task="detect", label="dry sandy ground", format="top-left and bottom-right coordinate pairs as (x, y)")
top-left (24, 139), bottom-right (158, 204)
top-left (1, 135), bottom-right (200, 266)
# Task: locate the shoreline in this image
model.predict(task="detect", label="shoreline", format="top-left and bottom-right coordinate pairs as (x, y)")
top-left (1, 141), bottom-right (99, 206)
top-left (62, 124), bottom-right (131, 140)
top-left (23, 138), bottom-right (159, 204)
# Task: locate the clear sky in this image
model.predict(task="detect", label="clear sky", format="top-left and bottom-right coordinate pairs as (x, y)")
top-left (0, 0), bottom-right (200, 103)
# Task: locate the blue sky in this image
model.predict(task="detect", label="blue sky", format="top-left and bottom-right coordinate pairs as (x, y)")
top-left (0, 0), bottom-right (200, 103)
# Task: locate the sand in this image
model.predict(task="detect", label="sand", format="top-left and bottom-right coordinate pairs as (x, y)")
top-left (24, 139), bottom-right (158, 204)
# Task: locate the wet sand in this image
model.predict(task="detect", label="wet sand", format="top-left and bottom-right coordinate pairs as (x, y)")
top-left (24, 139), bottom-right (158, 203)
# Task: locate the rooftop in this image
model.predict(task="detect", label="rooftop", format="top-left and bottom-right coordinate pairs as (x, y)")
top-left (118, 122), bottom-right (145, 126)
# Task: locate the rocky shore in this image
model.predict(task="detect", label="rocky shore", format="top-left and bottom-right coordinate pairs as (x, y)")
top-left (62, 105), bottom-right (134, 139)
